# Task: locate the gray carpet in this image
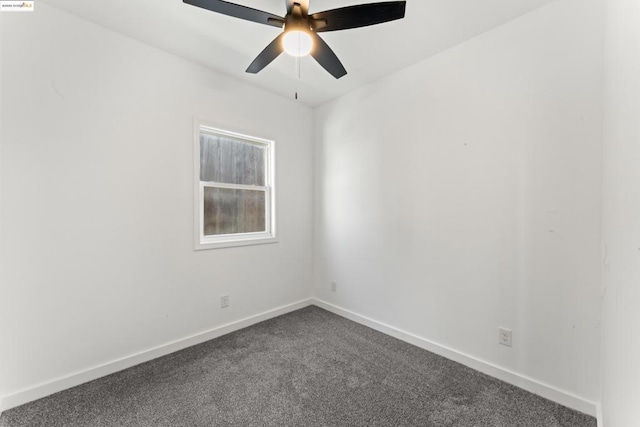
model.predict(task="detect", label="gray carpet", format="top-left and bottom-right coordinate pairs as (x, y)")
top-left (1, 306), bottom-right (596, 426)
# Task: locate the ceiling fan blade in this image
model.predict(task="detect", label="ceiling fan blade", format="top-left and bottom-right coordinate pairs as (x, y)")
top-left (246, 33), bottom-right (286, 74)
top-left (183, 0), bottom-right (285, 28)
top-left (311, 1), bottom-right (406, 32)
top-left (309, 33), bottom-right (347, 79)
top-left (286, 0), bottom-right (309, 16)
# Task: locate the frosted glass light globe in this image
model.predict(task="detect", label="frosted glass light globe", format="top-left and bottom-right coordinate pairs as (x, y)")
top-left (283, 30), bottom-right (313, 57)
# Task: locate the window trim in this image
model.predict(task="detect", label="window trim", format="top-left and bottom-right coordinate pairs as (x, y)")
top-left (194, 121), bottom-right (277, 250)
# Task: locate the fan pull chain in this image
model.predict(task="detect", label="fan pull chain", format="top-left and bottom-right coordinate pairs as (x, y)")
top-left (294, 56), bottom-right (301, 100)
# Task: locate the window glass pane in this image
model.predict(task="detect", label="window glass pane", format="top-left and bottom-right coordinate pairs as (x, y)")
top-left (203, 187), bottom-right (266, 236)
top-left (200, 133), bottom-right (265, 186)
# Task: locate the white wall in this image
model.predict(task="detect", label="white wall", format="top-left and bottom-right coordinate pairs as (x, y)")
top-left (0, 12), bottom-right (5, 413)
top-left (0, 3), bottom-right (313, 406)
top-left (1, 0), bottom-right (618, 419)
top-left (601, 0), bottom-right (640, 425)
top-left (313, 0), bottom-right (602, 412)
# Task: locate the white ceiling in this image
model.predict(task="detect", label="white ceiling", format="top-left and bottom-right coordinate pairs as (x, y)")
top-left (41, 0), bottom-right (556, 107)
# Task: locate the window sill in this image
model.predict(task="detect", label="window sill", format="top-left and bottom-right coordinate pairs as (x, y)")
top-left (194, 236), bottom-right (278, 251)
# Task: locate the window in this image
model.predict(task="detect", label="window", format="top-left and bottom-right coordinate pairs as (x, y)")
top-left (194, 123), bottom-right (275, 250)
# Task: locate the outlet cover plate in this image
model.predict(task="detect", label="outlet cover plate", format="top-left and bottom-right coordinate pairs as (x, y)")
top-left (499, 327), bottom-right (512, 347)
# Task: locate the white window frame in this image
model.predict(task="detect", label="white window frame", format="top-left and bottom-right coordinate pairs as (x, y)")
top-left (194, 121), bottom-right (276, 250)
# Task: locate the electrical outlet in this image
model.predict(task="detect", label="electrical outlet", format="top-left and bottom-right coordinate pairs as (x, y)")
top-left (499, 328), bottom-right (512, 347)
top-left (331, 281), bottom-right (337, 292)
top-left (221, 295), bottom-right (229, 309)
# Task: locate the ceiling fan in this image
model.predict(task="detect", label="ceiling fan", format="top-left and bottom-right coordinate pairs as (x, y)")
top-left (183, 0), bottom-right (407, 79)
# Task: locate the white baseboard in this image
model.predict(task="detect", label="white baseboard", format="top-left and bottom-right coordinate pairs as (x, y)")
top-left (0, 298), bottom-right (600, 420)
top-left (596, 402), bottom-right (603, 427)
top-left (312, 298), bottom-right (599, 418)
top-left (0, 298), bottom-right (313, 413)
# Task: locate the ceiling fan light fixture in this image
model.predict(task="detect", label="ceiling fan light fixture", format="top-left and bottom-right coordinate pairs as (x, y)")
top-left (282, 30), bottom-right (313, 57)
top-left (183, 0), bottom-right (407, 78)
